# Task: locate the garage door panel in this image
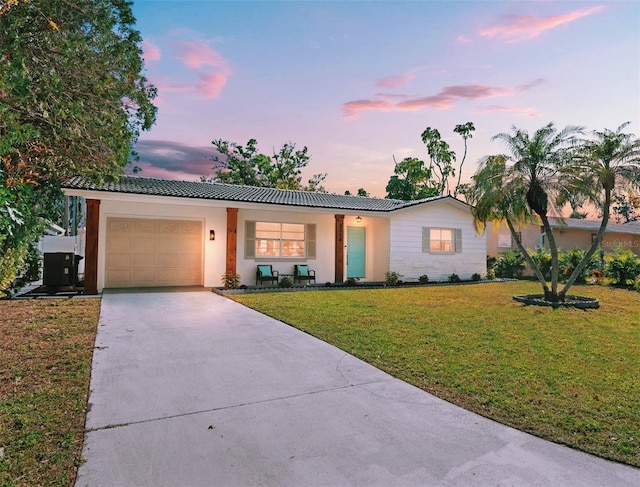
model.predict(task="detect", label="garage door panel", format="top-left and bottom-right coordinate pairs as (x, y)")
top-left (106, 217), bottom-right (203, 288)
top-left (180, 253), bottom-right (202, 268)
top-left (134, 221), bottom-right (156, 233)
top-left (107, 254), bottom-right (131, 269)
top-left (131, 254), bottom-right (156, 268)
top-left (155, 253), bottom-right (180, 267)
top-left (157, 222), bottom-right (180, 234)
top-left (181, 222), bottom-right (202, 235)
top-left (156, 238), bottom-right (182, 252)
top-left (133, 237), bottom-right (155, 252)
top-left (106, 270), bottom-right (131, 286)
top-left (109, 237), bottom-right (132, 251)
top-left (132, 269), bottom-right (156, 283)
top-left (109, 220), bottom-right (132, 233)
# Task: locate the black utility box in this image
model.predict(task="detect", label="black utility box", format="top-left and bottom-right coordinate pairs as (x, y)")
top-left (43, 252), bottom-right (82, 288)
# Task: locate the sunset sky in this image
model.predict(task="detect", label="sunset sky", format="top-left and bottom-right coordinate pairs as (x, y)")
top-left (130, 1), bottom-right (640, 197)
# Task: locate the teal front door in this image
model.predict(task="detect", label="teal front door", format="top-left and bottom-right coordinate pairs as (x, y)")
top-left (346, 226), bottom-right (366, 278)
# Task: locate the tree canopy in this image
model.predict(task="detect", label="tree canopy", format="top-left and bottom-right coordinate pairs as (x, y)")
top-left (0, 0), bottom-right (157, 295)
top-left (204, 138), bottom-right (327, 192)
top-left (386, 122), bottom-right (475, 200)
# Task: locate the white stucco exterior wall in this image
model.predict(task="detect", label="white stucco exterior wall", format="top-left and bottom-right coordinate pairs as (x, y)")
top-left (235, 208), bottom-right (336, 285)
top-left (389, 200), bottom-right (486, 281)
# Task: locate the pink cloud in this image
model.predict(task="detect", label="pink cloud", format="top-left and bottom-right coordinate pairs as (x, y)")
top-left (151, 40), bottom-right (233, 100)
top-left (142, 40), bottom-right (161, 63)
top-left (175, 40), bottom-right (228, 69)
top-left (475, 105), bottom-right (542, 118)
top-left (342, 99), bottom-right (393, 119)
top-left (342, 79), bottom-right (545, 119)
top-left (376, 72), bottom-right (416, 89)
top-left (196, 71), bottom-right (229, 99)
top-left (455, 35), bottom-right (472, 44)
top-left (479, 5), bottom-right (605, 42)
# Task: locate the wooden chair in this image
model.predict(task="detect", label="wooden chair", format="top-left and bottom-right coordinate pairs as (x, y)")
top-left (256, 265), bottom-right (279, 286)
top-left (294, 264), bottom-right (316, 284)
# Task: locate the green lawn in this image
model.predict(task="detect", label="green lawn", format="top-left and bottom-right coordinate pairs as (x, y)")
top-left (232, 281), bottom-right (640, 467)
top-left (0, 298), bottom-right (101, 487)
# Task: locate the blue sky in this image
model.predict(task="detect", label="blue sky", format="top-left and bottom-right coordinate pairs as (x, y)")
top-left (130, 0), bottom-right (640, 197)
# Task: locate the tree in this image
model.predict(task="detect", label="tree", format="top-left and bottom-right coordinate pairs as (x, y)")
top-left (611, 191), bottom-right (640, 223)
top-left (466, 155), bottom-right (551, 292)
top-left (344, 188), bottom-right (369, 196)
top-left (385, 157), bottom-right (439, 200)
top-left (453, 122), bottom-right (476, 197)
top-left (421, 127), bottom-right (456, 195)
top-left (205, 138), bottom-right (327, 191)
top-left (469, 123), bottom-right (583, 302)
top-left (385, 122), bottom-right (474, 200)
top-left (1, 0), bottom-right (157, 294)
top-left (558, 122), bottom-right (640, 298)
top-left (1, 0), bottom-right (157, 182)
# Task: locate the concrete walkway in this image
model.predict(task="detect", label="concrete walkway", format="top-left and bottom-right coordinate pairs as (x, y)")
top-left (76, 290), bottom-right (639, 487)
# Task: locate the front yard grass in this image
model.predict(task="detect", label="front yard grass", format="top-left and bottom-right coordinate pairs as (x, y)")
top-left (232, 281), bottom-right (640, 467)
top-left (0, 298), bottom-right (101, 487)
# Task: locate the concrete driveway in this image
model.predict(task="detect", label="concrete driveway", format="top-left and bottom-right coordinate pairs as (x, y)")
top-left (76, 289), bottom-right (639, 486)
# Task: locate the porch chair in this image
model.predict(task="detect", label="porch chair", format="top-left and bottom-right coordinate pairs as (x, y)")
top-left (294, 264), bottom-right (316, 284)
top-left (256, 264), bottom-right (279, 286)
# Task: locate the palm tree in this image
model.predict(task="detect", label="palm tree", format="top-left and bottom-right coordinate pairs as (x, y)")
top-left (469, 123), bottom-right (583, 301)
top-left (558, 123), bottom-right (640, 299)
top-left (491, 123), bottom-right (583, 301)
top-left (467, 155), bottom-right (551, 293)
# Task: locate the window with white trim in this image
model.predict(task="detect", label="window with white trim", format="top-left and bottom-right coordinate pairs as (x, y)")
top-left (245, 221), bottom-right (316, 259)
top-left (498, 228), bottom-right (512, 248)
top-left (422, 227), bottom-right (462, 253)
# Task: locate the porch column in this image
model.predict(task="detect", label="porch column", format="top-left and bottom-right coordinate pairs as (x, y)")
top-left (84, 198), bottom-right (100, 295)
top-left (334, 214), bottom-right (345, 283)
top-left (226, 208), bottom-right (238, 274)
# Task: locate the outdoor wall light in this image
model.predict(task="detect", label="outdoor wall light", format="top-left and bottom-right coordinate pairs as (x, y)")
top-left (209, 229), bottom-right (216, 241)
top-left (355, 216), bottom-right (362, 224)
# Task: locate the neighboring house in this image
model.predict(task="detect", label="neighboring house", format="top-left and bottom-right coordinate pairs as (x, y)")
top-left (487, 217), bottom-right (640, 258)
top-left (62, 176), bottom-right (486, 294)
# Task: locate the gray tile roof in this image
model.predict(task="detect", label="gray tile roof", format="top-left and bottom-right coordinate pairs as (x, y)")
top-left (64, 176), bottom-right (461, 213)
top-left (548, 217), bottom-right (640, 236)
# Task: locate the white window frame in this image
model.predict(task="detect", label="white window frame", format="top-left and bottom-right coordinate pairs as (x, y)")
top-left (245, 221), bottom-right (316, 261)
top-left (422, 227), bottom-right (462, 254)
top-left (255, 222), bottom-right (305, 258)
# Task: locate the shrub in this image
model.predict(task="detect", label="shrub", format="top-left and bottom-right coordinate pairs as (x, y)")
top-left (604, 246), bottom-right (640, 287)
top-left (634, 276), bottom-right (640, 293)
top-left (588, 269), bottom-right (604, 285)
top-left (385, 271), bottom-right (403, 286)
top-left (494, 250), bottom-right (525, 279)
top-left (278, 276), bottom-right (293, 288)
top-left (345, 277), bottom-right (359, 287)
top-left (528, 247), bottom-right (552, 281)
top-left (447, 273), bottom-right (461, 283)
top-left (558, 248), bottom-right (599, 284)
top-left (471, 273), bottom-right (482, 282)
top-left (221, 272), bottom-right (241, 289)
top-left (418, 274), bottom-right (429, 284)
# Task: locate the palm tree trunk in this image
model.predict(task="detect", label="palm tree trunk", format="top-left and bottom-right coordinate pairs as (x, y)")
top-left (560, 189), bottom-right (611, 300)
top-left (539, 215), bottom-right (560, 301)
top-left (454, 141), bottom-right (468, 197)
top-left (506, 218), bottom-right (550, 294)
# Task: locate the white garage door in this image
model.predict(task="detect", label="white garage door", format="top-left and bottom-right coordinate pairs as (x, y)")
top-left (105, 217), bottom-right (203, 288)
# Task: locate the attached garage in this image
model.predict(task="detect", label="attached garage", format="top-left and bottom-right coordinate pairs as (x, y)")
top-left (105, 217), bottom-right (203, 288)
